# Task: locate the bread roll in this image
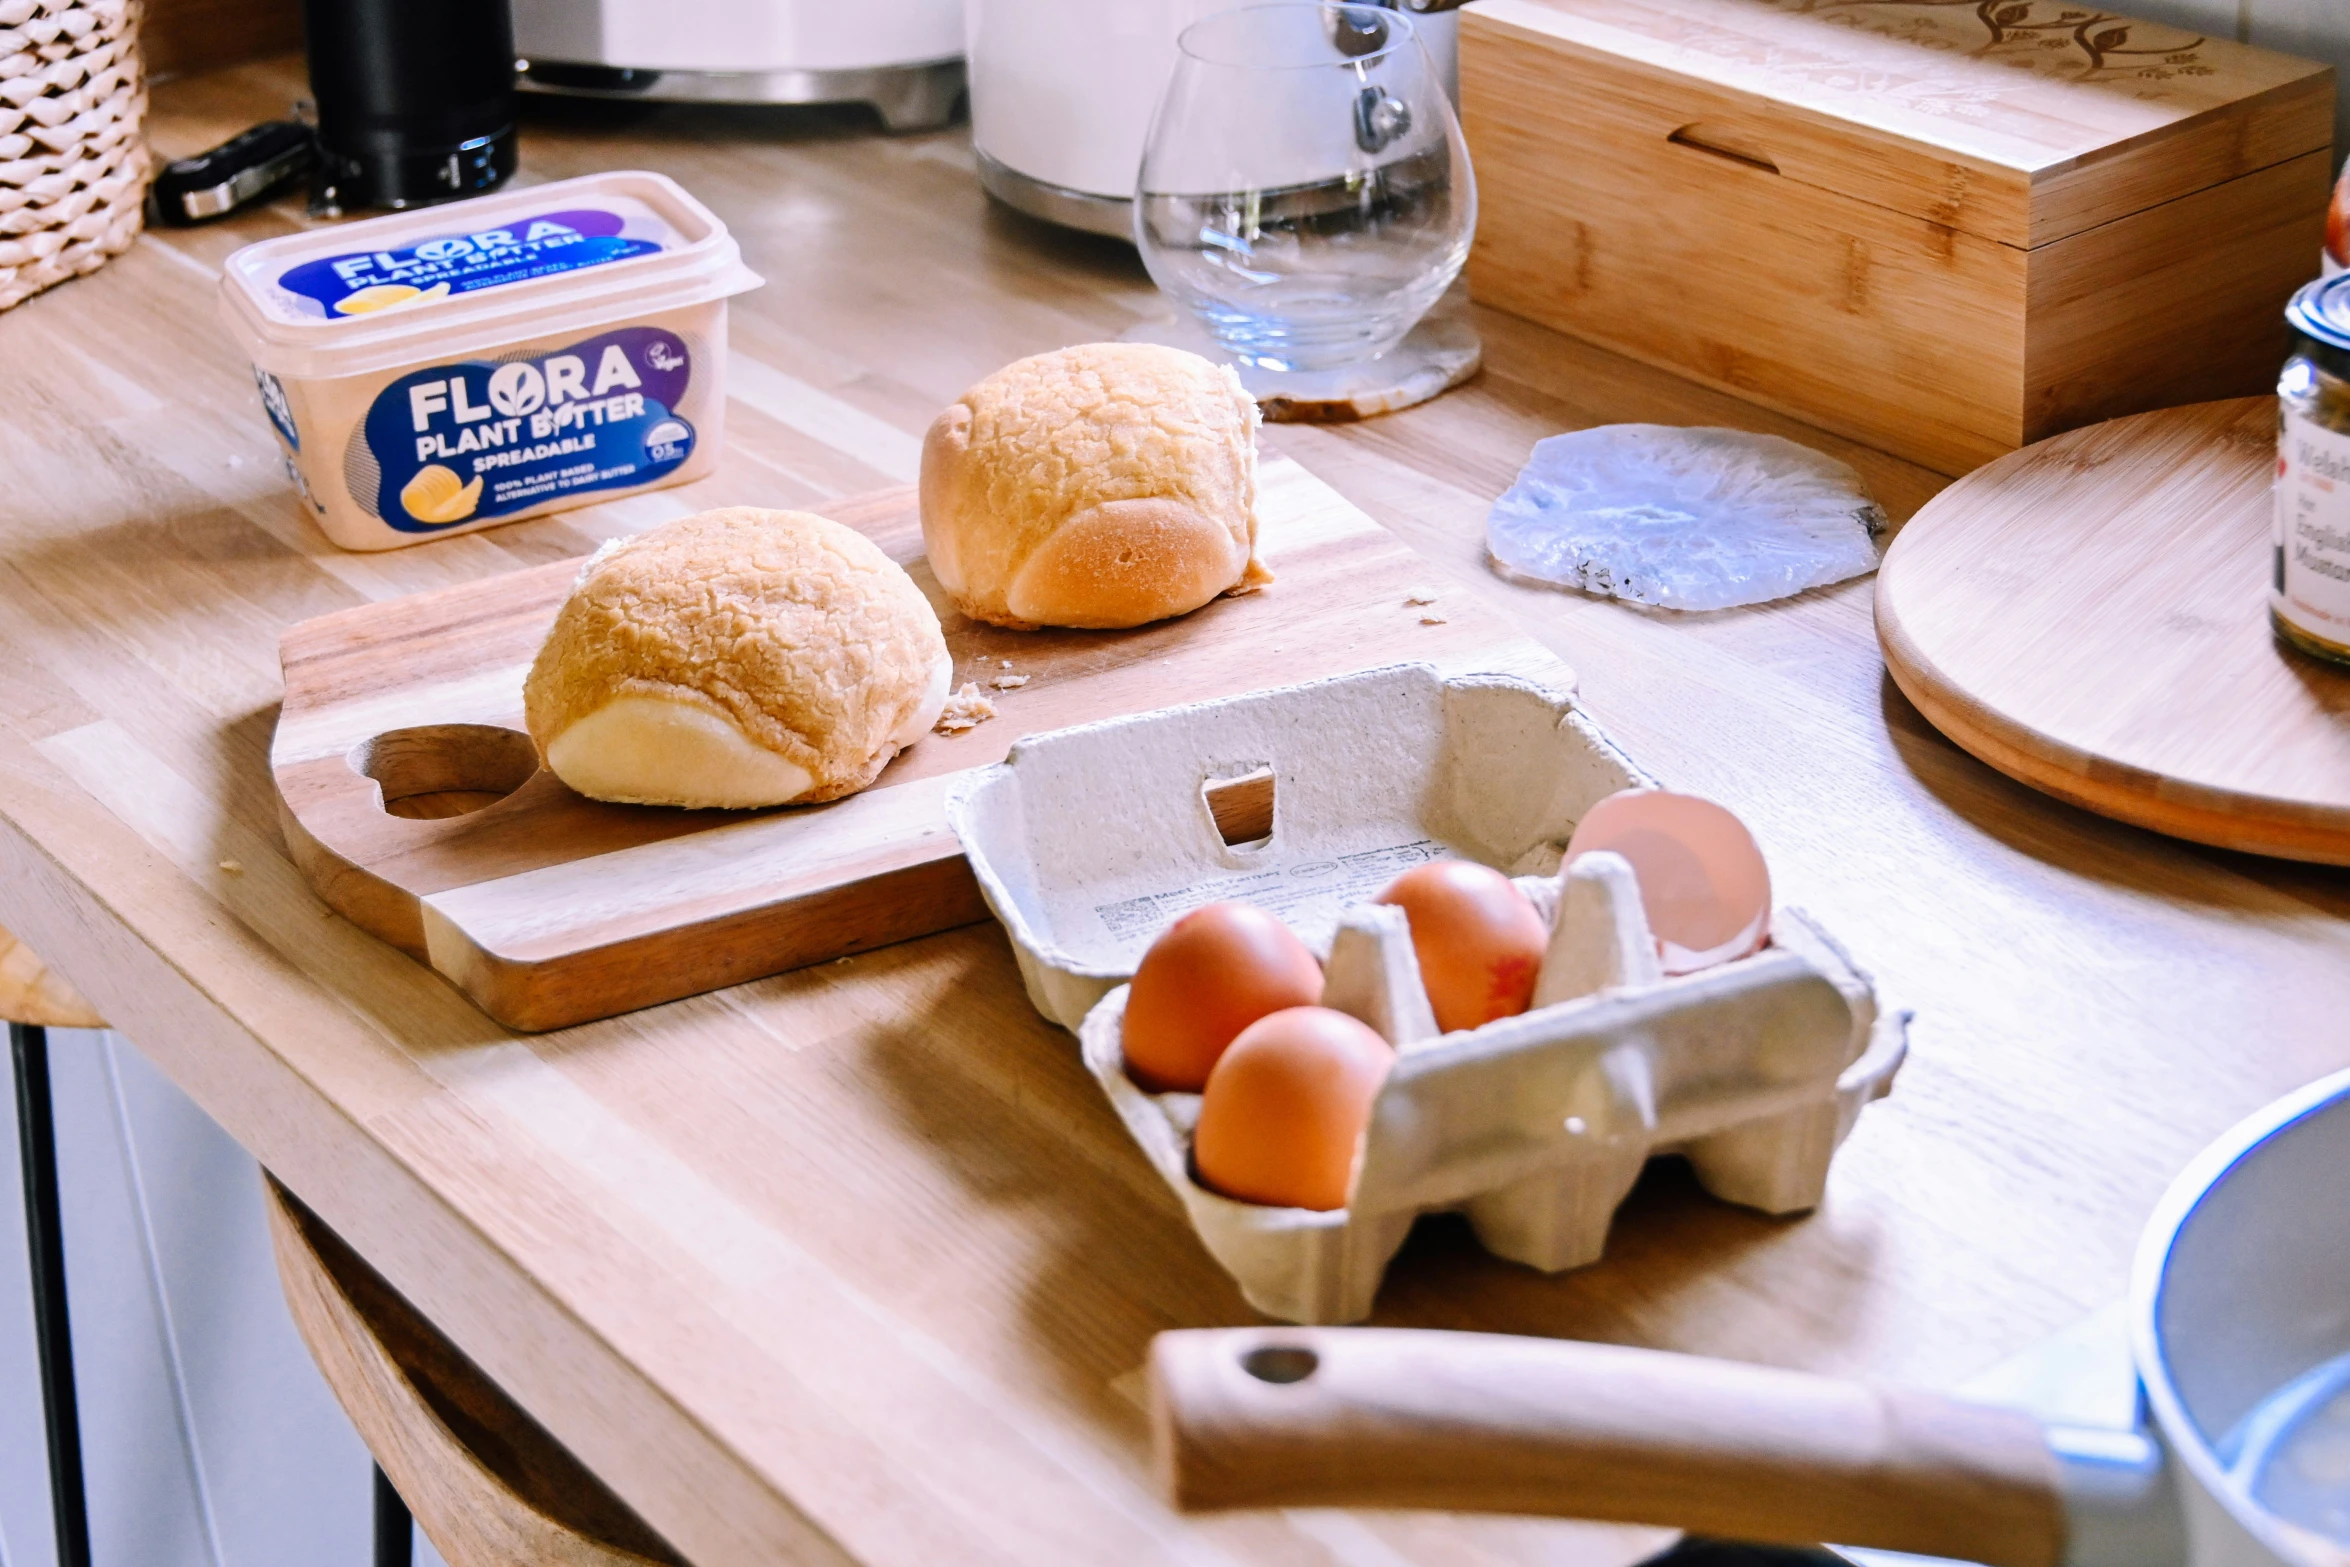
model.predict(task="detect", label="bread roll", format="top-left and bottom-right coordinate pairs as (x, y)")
top-left (523, 508), bottom-right (951, 808)
top-left (920, 342), bottom-right (1269, 630)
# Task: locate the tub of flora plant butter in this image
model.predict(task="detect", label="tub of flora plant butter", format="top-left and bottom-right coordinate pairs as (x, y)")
top-left (218, 170), bottom-right (761, 551)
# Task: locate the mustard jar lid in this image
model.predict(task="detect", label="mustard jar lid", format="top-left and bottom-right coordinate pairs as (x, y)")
top-left (2286, 275), bottom-right (2350, 379)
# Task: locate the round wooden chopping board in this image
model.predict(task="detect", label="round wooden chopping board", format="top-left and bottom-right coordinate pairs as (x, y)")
top-left (1876, 397), bottom-right (2350, 866)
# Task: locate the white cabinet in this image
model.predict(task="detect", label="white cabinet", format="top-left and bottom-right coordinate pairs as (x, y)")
top-left (0, 1031), bottom-right (445, 1567)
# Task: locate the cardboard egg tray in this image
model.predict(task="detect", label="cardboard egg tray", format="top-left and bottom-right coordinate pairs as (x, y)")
top-left (946, 664), bottom-right (1907, 1323)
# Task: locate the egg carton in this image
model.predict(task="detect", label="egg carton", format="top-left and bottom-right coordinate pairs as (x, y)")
top-left (946, 663), bottom-right (1907, 1323)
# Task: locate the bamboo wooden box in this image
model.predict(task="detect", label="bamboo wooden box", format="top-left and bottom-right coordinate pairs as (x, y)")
top-left (1458, 0), bottom-right (2337, 475)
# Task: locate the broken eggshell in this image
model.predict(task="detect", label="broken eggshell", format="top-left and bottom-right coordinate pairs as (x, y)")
top-left (1485, 425), bottom-right (1886, 611)
top-left (1566, 789), bottom-right (1772, 975)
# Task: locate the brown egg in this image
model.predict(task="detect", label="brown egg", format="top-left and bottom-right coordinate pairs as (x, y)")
top-left (1564, 790), bottom-right (1771, 974)
top-left (1122, 902), bottom-right (1324, 1092)
top-left (1193, 1006), bottom-right (1394, 1211)
top-left (1375, 860), bottom-right (1548, 1033)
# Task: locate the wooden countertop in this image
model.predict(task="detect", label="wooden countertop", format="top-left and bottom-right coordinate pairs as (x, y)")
top-left (3, 55), bottom-right (2346, 1567)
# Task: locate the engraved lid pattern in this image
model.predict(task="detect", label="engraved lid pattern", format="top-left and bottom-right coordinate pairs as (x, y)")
top-left (1776, 1), bottom-right (2207, 87)
top-left (1570, 0), bottom-right (2215, 124)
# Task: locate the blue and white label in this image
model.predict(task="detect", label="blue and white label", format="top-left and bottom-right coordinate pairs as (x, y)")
top-left (253, 366), bottom-right (298, 451)
top-left (275, 207), bottom-right (669, 320)
top-left (360, 326), bottom-right (696, 532)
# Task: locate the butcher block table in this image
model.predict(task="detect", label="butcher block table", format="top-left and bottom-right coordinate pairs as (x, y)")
top-left (3, 56), bottom-right (2347, 1567)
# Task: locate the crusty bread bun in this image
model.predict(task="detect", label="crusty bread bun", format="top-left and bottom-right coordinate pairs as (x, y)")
top-left (920, 342), bottom-right (1270, 630)
top-left (523, 508), bottom-right (952, 808)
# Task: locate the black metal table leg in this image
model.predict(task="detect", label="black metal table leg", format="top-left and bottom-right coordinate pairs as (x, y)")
top-left (12, 1021), bottom-right (92, 1567)
top-left (374, 1462), bottom-right (412, 1567)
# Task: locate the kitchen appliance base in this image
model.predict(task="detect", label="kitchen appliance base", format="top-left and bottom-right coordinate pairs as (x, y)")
top-left (975, 149), bottom-right (1130, 239)
top-left (519, 58), bottom-right (966, 132)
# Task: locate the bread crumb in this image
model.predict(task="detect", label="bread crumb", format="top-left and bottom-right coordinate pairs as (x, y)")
top-left (990, 674), bottom-right (1029, 690)
top-left (1419, 614), bottom-right (1448, 625)
top-left (218, 859), bottom-right (243, 874)
top-left (1405, 592), bottom-right (1438, 606)
top-left (1000, 658), bottom-right (1013, 668)
top-left (935, 682), bottom-right (998, 734)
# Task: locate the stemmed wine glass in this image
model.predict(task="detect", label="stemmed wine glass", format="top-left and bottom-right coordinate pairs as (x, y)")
top-left (1135, 3), bottom-right (1476, 375)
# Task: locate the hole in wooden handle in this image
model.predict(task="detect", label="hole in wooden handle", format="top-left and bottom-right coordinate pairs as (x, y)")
top-left (351, 724), bottom-right (540, 821)
top-left (1667, 123), bottom-right (1780, 175)
top-left (1242, 1345), bottom-right (1319, 1384)
top-left (1203, 767), bottom-right (1276, 849)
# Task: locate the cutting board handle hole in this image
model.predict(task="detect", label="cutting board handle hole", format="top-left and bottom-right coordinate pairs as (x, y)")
top-left (351, 725), bottom-right (540, 822)
top-left (1203, 766), bottom-right (1277, 851)
top-left (1667, 123), bottom-right (1780, 176)
top-left (1241, 1345), bottom-right (1319, 1384)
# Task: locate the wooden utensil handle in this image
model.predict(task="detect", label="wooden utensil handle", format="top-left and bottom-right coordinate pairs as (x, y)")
top-left (1150, 1327), bottom-right (2067, 1567)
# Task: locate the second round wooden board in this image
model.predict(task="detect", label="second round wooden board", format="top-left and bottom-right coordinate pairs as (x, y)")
top-left (1876, 397), bottom-right (2350, 865)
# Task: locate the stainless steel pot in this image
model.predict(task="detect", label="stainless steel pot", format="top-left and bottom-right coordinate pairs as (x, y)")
top-left (1151, 1069), bottom-right (2350, 1567)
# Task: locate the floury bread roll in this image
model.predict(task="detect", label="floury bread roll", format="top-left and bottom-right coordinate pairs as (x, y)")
top-left (523, 509), bottom-right (952, 808)
top-left (920, 343), bottom-right (1271, 630)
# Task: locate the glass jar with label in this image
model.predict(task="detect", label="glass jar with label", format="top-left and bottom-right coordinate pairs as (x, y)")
top-left (2274, 277), bottom-right (2350, 667)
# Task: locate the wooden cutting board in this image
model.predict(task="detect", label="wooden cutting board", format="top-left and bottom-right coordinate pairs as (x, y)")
top-left (273, 458), bottom-right (1572, 1031)
top-left (1876, 397), bottom-right (2350, 866)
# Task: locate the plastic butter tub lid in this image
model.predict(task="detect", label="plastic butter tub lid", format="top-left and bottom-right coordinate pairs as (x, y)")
top-left (218, 170), bottom-right (762, 382)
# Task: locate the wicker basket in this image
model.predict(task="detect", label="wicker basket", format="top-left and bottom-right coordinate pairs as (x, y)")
top-left (0, 0), bottom-right (145, 313)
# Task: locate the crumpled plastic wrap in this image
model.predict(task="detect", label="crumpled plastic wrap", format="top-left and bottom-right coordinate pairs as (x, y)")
top-left (1484, 425), bottom-right (1888, 611)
